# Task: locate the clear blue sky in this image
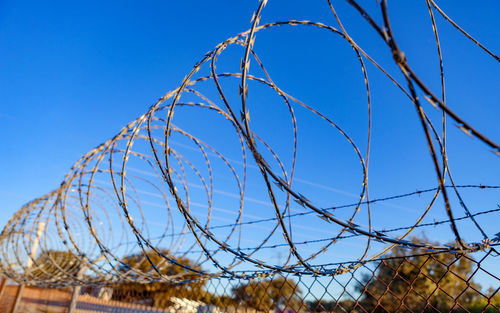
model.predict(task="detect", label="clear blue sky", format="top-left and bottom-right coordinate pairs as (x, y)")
top-left (0, 0), bottom-right (499, 284)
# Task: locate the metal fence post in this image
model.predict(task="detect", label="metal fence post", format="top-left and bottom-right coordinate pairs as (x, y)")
top-left (11, 221), bottom-right (45, 313)
top-left (9, 284), bottom-right (25, 313)
top-left (68, 284), bottom-right (81, 313)
top-left (67, 256), bottom-right (88, 313)
top-left (0, 277), bottom-right (7, 300)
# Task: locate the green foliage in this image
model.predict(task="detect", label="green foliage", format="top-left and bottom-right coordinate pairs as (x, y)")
top-left (112, 249), bottom-right (206, 308)
top-left (307, 299), bottom-right (356, 312)
top-left (232, 277), bottom-right (303, 312)
top-left (467, 288), bottom-right (500, 313)
top-left (307, 299), bottom-right (336, 312)
top-left (30, 250), bottom-right (81, 280)
top-left (357, 237), bottom-right (486, 312)
top-left (209, 294), bottom-right (239, 307)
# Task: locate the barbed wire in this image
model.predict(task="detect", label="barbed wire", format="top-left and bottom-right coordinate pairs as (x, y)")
top-left (0, 0), bottom-right (498, 288)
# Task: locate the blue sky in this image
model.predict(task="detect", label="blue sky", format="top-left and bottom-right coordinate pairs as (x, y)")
top-left (1, 0), bottom-right (499, 287)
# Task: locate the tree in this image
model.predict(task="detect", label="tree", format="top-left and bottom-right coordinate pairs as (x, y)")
top-left (307, 299), bottom-right (337, 312)
top-left (112, 249), bottom-right (206, 308)
top-left (232, 277), bottom-right (303, 312)
top-left (30, 250), bottom-right (82, 281)
top-left (468, 288), bottom-right (500, 313)
top-left (307, 299), bottom-right (356, 313)
top-left (356, 237), bottom-right (482, 312)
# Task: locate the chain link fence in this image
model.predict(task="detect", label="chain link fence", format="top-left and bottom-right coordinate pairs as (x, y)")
top-left (1, 248), bottom-right (498, 313)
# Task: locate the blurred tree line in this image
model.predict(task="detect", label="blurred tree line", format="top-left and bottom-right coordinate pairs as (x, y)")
top-left (31, 236), bottom-right (499, 312)
top-left (110, 249), bottom-right (303, 310)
